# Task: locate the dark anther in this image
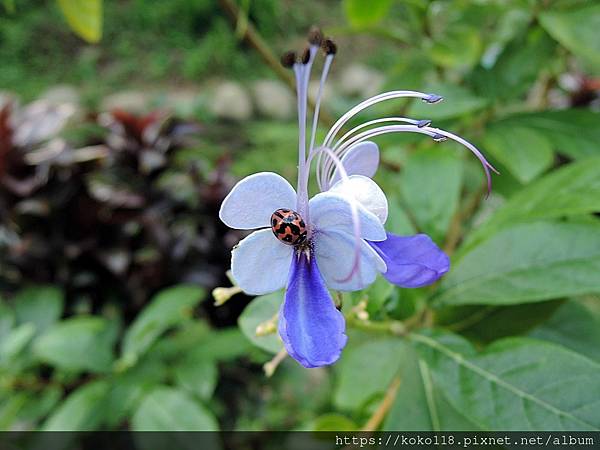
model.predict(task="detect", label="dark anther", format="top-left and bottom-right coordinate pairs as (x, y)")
top-left (322, 38), bottom-right (337, 55)
top-left (416, 119), bottom-right (432, 128)
top-left (280, 51), bottom-right (297, 68)
top-left (307, 26), bottom-right (323, 46)
top-left (432, 133), bottom-right (448, 142)
top-left (301, 47), bottom-right (311, 64)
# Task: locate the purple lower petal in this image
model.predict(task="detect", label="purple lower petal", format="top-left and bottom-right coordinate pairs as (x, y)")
top-left (369, 233), bottom-right (450, 288)
top-left (279, 251), bottom-right (347, 368)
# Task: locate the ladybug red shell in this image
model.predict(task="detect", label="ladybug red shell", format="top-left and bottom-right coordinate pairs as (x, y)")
top-left (270, 208), bottom-right (308, 246)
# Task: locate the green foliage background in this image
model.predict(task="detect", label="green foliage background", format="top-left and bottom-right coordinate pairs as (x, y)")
top-left (1, 0), bottom-right (600, 436)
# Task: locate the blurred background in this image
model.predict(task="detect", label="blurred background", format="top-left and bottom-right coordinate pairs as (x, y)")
top-left (1, 0), bottom-right (600, 437)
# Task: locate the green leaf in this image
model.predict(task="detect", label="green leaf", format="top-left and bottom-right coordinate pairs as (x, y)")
top-left (121, 285), bottom-right (204, 364)
top-left (413, 330), bottom-right (600, 430)
top-left (460, 158), bottom-right (600, 255)
top-left (173, 357), bottom-right (218, 401)
top-left (470, 27), bottom-right (555, 100)
top-left (57, 0), bottom-right (103, 43)
top-left (384, 342), bottom-right (480, 431)
top-left (0, 323), bottom-right (35, 362)
top-left (344, 0), bottom-right (393, 28)
top-left (484, 124), bottom-right (553, 184)
top-left (408, 83), bottom-right (488, 120)
top-left (530, 297), bottom-right (600, 363)
top-left (13, 285), bottom-right (64, 335)
top-left (34, 316), bottom-right (117, 373)
top-left (436, 301), bottom-right (562, 344)
top-left (2, 0), bottom-right (15, 13)
top-left (495, 110), bottom-right (600, 160)
top-left (105, 357), bottom-right (169, 428)
top-left (132, 386), bottom-right (218, 431)
top-left (42, 380), bottom-right (109, 430)
top-left (333, 337), bottom-right (404, 411)
top-left (0, 301), bottom-right (15, 341)
top-left (238, 292), bottom-right (283, 354)
top-left (436, 221), bottom-right (600, 307)
top-left (539, 4), bottom-right (600, 73)
top-left (17, 386), bottom-right (62, 426)
top-left (428, 26), bottom-right (482, 70)
top-left (400, 145), bottom-right (463, 242)
top-left (312, 413), bottom-right (357, 431)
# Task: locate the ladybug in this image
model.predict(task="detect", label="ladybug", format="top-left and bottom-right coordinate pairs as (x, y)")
top-left (270, 208), bottom-right (307, 246)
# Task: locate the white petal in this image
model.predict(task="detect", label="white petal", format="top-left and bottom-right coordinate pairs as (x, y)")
top-left (329, 175), bottom-right (388, 224)
top-left (231, 229), bottom-right (293, 295)
top-left (219, 172), bottom-right (297, 229)
top-left (314, 231), bottom-right (386, 291)
top-left (330, 141), bottom-right (379, 186)
top-left (309, 191), bottom-right (386, 242)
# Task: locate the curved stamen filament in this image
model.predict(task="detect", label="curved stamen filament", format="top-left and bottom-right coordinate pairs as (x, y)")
top-left (322, 90), bottom-right (442, 147)
top-left (317, 117), bottom-right (431, 190)
top-left (319, 124), bottom-right (498, 195)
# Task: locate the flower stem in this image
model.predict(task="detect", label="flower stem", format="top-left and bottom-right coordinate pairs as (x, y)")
top-left (346, 315), bottom-right (408, 336)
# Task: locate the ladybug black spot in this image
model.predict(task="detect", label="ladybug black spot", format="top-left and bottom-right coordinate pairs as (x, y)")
top-left (270, 208), bottom-right (308, 246)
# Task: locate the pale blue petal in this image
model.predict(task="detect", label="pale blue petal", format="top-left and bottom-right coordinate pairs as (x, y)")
top-left (279, 252), bottom-right (347, 368)
top-left (309, 191), bottom-right (386, 241)
top-left (231, 229), bottom-right (293, 295)
top-left (219, 172), bottom-right (297, 229)
top-left (313, 230), bottom-right (386, 291)
top-left (330, 141), bottom-right (379, 186)
top-left (329, 175), bottom-right (388, 224)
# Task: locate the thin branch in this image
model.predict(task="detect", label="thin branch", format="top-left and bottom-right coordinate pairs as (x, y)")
top-left (361, 375), bottom-right (402, 431)
top-left (218, 0), bottom-right (335, 126)
top-left (443, 183), bottom-right (486, 256)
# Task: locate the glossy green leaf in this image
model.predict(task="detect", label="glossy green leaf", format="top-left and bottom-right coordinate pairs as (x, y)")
top-left (57, 0), bottom-right (102, 43)
top-left (484, 124), bottom-right (553, 183)
top-left (400, 146), bottom-right (463, 242)
top-left (121, 285), bottom-right (204, 364)
top-left (13, 285), bottom-right (63, 335)
top-left (530, 297), bottom-right (600, 363)
top-left (132, 386), bottom-right (218, 431)
top-left (460, 158), bottom-right (600, 255)
top-left (334, 337), bottom-right (404, 411)
top-left (238, 292), bottom-right (283, 354)
top-left (42, 380), bottom-right (109, 431)
top-left (34, 316), bottom-right (117, 373)
top-left (437, 221), bottom-right (600, 306)
top-left (413, 330), bottom-right (600, 430)
top-left (384, 342), bottom-right (480, 431)
top-left (344, 0), bottom-right (393, 28)
top-left (436, 301), bottom-right (562, 344)
top-left (539, 5), bottom-right (600, 72)
top-left (494, 110), bottom-right (600, 160)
